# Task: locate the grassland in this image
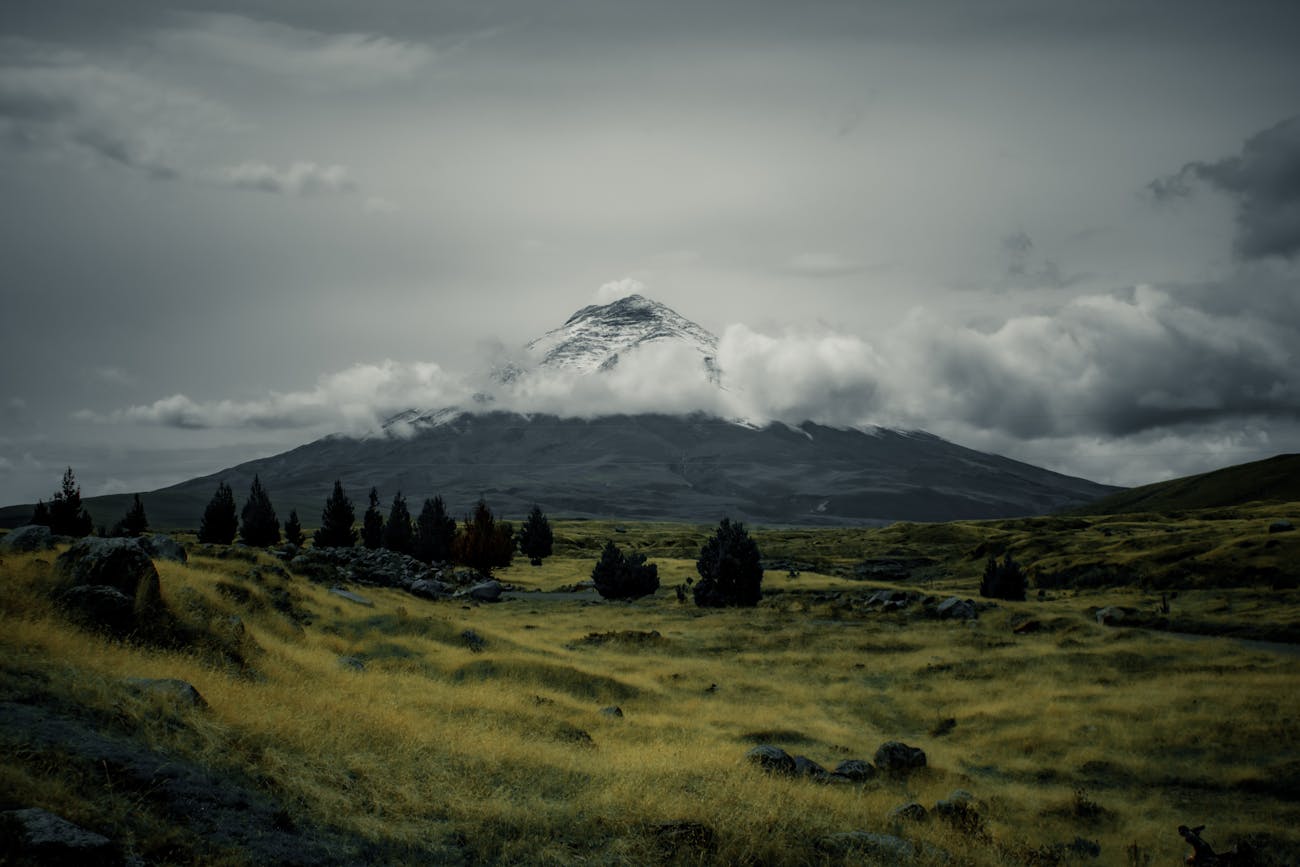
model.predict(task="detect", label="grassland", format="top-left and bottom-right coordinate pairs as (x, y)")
top-left (2, 506), bottom-right (1299, 864)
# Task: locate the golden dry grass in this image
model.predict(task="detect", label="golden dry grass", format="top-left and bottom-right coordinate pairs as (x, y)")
top-left (1, 518), bottom-right (1298, 865)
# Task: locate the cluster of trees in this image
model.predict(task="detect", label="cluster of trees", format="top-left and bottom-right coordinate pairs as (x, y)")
top-left (591, 517), bottom-right (764, 608)
top-left (980, 552), bottom-right (1027, 601)
top-left (196, 476), bottom-right (288, 547)
top-left (29, 468), bottom-right (149, 538)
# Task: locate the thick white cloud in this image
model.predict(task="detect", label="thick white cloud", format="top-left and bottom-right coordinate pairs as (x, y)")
top-left (155, 14), bottom-right (434, 90)
top-left (593, 278), bottom-right (645, 304)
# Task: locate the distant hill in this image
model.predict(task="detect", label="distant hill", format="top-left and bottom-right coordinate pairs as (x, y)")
top-left (1076, 454), bottom-right (1300, 515)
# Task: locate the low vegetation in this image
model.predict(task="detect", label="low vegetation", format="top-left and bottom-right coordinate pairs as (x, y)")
top-left (1, 502), bottom-right (1298, 864)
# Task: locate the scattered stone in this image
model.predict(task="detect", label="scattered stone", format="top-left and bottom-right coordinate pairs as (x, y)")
top-left (874, 741), bottom-right (927, 777)
top-left (2, 807), bottom-right (120, 866)
top-left (1269, 520), bottom-right (1294, 534)
top-left (816, 831), bottom-right (916, 861)
top-left (466, 580), bottom-right (503, 603)
top-left (289, 546), bottom-right (434, 590)
top-left (792, 755), bottom-right (829, 780)
top-left (125, 677), bottom-right (207, 709)
top-left (831, 759), bottom-right (877, 782)
top-left (338, 656), bottom-right (366, 672)
top-left (746, 744), bottom-right (796, 775)
top-left (138, 534), bottom-right (187, 563)
top-left (329, 586), bottom-right (374, 607)
top-left (461, 629), bottom-right (486, 652)
top-left (0, 524), bottom-right (55, 552)
top-left (600, 706), bottom-right (624, 718)
top-left (409, 578), bottom-right (451, 600)
top-left (936, 596), bottom-right (978, 620)
top-left (1095, 606), bottom-right (1134, 626)
top-left (935, 790), bottom-right (983, 834)
top-left (890, 802), bottom-right (929, 823)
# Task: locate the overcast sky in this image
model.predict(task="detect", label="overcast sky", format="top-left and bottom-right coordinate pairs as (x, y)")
top-left (2, 0), bottom-right (1299, 503)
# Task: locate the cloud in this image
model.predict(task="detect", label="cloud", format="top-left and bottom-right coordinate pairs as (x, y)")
top-left (92, 366), bottom-right (137, 388)
top-left (1149, 115), bottom-right (1300, 260)
top-left (594, 278), bottom-right (645, 304)
top-left (220, 160), bottom-right (356, 196)
top-left (0, 38), bottom-right (231, 180)
top-left (156, 13), bottom-right (434, 90)
top-left (363, 195), bottom-right (399, 214)
top-left (784, 252), bottom-right (869, 278)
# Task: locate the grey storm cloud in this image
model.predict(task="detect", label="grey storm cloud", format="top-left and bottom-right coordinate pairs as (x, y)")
top-left (220, 161), bottom-right (357, 196)
top-left (1150, 115), bottom-right (1300, 260)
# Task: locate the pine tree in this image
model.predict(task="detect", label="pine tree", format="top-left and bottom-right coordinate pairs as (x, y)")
top-left (30, 500), bottom-right (51, 527)
top-left (48, 467), bottom-right (94, 537)
top-left (238, 475), bottom-right (280, 547)
top-left (693, 517), bottom-right (763, 608)
top-left (115, 494), bottom-right (149, 537)
top-left (283, 510), bottom-right (304, 547)
top-left (361, 487), bottom-right (384, 549)
top-left (413, 496), bottom-right (457, 564)
top-left (980, 553), bottom-right (1026, 601)
top-left (198, 482), bottom-right (238, 544)
top-left (313, 480), bottom-right (357, 548)
top-left (518, 504), bottom-right (554, 566)
top-left (451, 499), bottom-right (514, 576)
top-left (382, 491), bottom-right (414, 555)
top-left (591, 540), bottom-right (659, 600)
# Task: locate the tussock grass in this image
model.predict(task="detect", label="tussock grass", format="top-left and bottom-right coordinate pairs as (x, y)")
top-left (1, 518), bottom-right (1299, 864)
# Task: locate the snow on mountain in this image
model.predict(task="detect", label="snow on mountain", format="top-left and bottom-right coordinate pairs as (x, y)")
top-left (524, 294), bottom-right (721, 382)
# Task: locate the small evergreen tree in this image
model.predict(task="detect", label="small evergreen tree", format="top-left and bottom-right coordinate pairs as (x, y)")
top-left (382, 491), bottom-right (414, 555)
top-left (591, 540), bottom-right (659, 600)
top-left (518, 504), bottom-right (554, 566)
top-left (361, 487), bottom-right (384, 549)
top-left (238, 475), bottom-right (280, 547)
top-left (413, 496), bottom-right (457, 564)
top-left (283, 510), bottom-right (304, 547)
top-left (198, 481), bottom-right (238, 544)
top-left (113, 494), bottom-right (149, 537)
top-left (48, 467), bottom-right (94, 537)
top-left (980, 553), bottom-right (1026, 601)
top-left (693, 517), bottom-right (763, 608)
top-left (30, 500), bottom-right (51, 527)
top-left (314, 480), bottom-right (357, 548)
top-left (452, 499), bottom-right (514, 576)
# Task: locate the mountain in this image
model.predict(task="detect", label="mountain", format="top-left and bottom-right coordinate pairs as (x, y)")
top-left (524, 294), bottom-right (720, 381)
top-left (1073, 453), bottom-right (1300, 515)
top-left (0, 295), bottom-right (1122, 529)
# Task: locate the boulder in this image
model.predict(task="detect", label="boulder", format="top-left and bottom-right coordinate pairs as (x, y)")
top-left (601, 706), bottom-right (624, 718)
top-left (55, 537), bottom-right (161, 616)
top-left (409, 578), bottom-right (450, 600)
top-left (466, 580), bottom-right (503, 603)
top-left (831, 759), bottom-right (877, 782)
top-left (934, 790), bottom-right (983, 834)
top-left (745, 744), bottom-right (796, 775)
top-left (328, 586), bottom-right (374, 607)
top-left (0, 525), bottom-right (55, 552)
top-left (792, 755), bottom-right (829, 780)
top-left (890, 801), bottom-right (929, 823)
top-left (1269, 520), bottom-right (1294, 534)
top-left (2, 808), bottom-right (120, 866)
top-left (125, 677), bottom-right (207, 709)
top-left (874, 741), bottom-right (927, 777)
top-left (936, 596), bottom-right (978, 620)
top-left (1095, 606), bottom-right (1132, 626)
top-left (58, 585), bottom-right (135, 634)
top-left (138, 534), bottom-right (187, 563)
top-left (816, 831), bottom-right (916, 861)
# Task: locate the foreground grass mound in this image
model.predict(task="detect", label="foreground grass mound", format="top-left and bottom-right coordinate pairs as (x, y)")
top-left (0, 519), bottom-right (1297, 864)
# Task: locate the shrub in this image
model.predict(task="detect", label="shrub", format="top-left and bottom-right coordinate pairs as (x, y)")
top-left (314, 480), bottom-right (357, 548)
top-left (519, 505), bottom-right (554, 565)
top-left (198, 481), bottom-right (238, 544)
top-left (591, 541), bottom-right (659, 600)
top-left (694, 517), bottom-right (763, 607)
top-left (980, 553), bottom-right (1026, 600)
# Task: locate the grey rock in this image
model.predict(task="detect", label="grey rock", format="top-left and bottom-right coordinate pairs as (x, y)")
top-left (1095, 605), bottom-right (1130, 626)
top-left (55, 537), bottom-right (161, 609)
top-left (1269, 520), bottom-right (1294, 534)
top-left (831, 759), bottom-right (877, 782)
top-left (792, 755), bottom-right (828, 780)
top-left (461, 629), bottom-right (486, 652)
top-left (0, 524), bottom-right (55, 552)
top-left (745, 744), bottom-right (796, 775)
top-left (338, 656), bottom-right (366, 672)
top-left (2, 807), bottom-right (119, 865)
top-left (138, 534), bottom-right (187, 563)
top-left (409, 578), bottom-right (450, 600)
top-left (329, 586), bottom-right (374, 607)
top-left (816, 831), bottom-right (916, 860)
top-left (125, 677), bottom-right (207, 709)
top-left (874, 741), bottom-right (927, 777)
top-left (601, 705), bottom-right (624, 718)
top-left (934, 790), bottom-right (983, 834)
top-left (936, 596), bottom-right (978, 620)
top-left (466, 580), bottom-right (503, 603)
top-left (289, 546), bottom-right (434, 589)
top-left (58, 585), bottom-right (135, 634)
top-left (890, 801), bottom-right (929, 822)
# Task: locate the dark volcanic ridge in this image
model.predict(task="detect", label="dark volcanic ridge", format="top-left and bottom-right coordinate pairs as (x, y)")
top-left (2, 412), bottom-right (1118, 529)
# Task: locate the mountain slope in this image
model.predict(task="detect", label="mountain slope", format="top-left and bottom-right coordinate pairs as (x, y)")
top-left (1075, 453), bottom-right (1300, 515)
top-left (1, 413), bottom-right (1119, 529)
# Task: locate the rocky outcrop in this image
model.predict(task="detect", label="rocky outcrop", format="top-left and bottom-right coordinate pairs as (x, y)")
top-left (745, 744), bottom-right (797, 775)
top-left (0, 524), bottom-right (55, 552)
top-left (2, 807), bottom-right (121, 866)
top-left (139, 534), bottom-right (188, 563)
top-left (54, 537), bottom-right (162, 635)
top-left (873, 741), bottom-right (927, 778)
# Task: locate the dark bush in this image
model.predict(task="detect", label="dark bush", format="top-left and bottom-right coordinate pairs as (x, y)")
top-left (694, 517), bottom-right (763, 608)
top-left (980, 553), bottom-right (1026, 601)
top-left (591, 540), bottom-right (659, 600)
top-left (452, 499), bottom-right (514, 576)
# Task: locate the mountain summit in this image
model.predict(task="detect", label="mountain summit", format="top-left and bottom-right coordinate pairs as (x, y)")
top-left (525, 294), bottom-right (721, 381)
